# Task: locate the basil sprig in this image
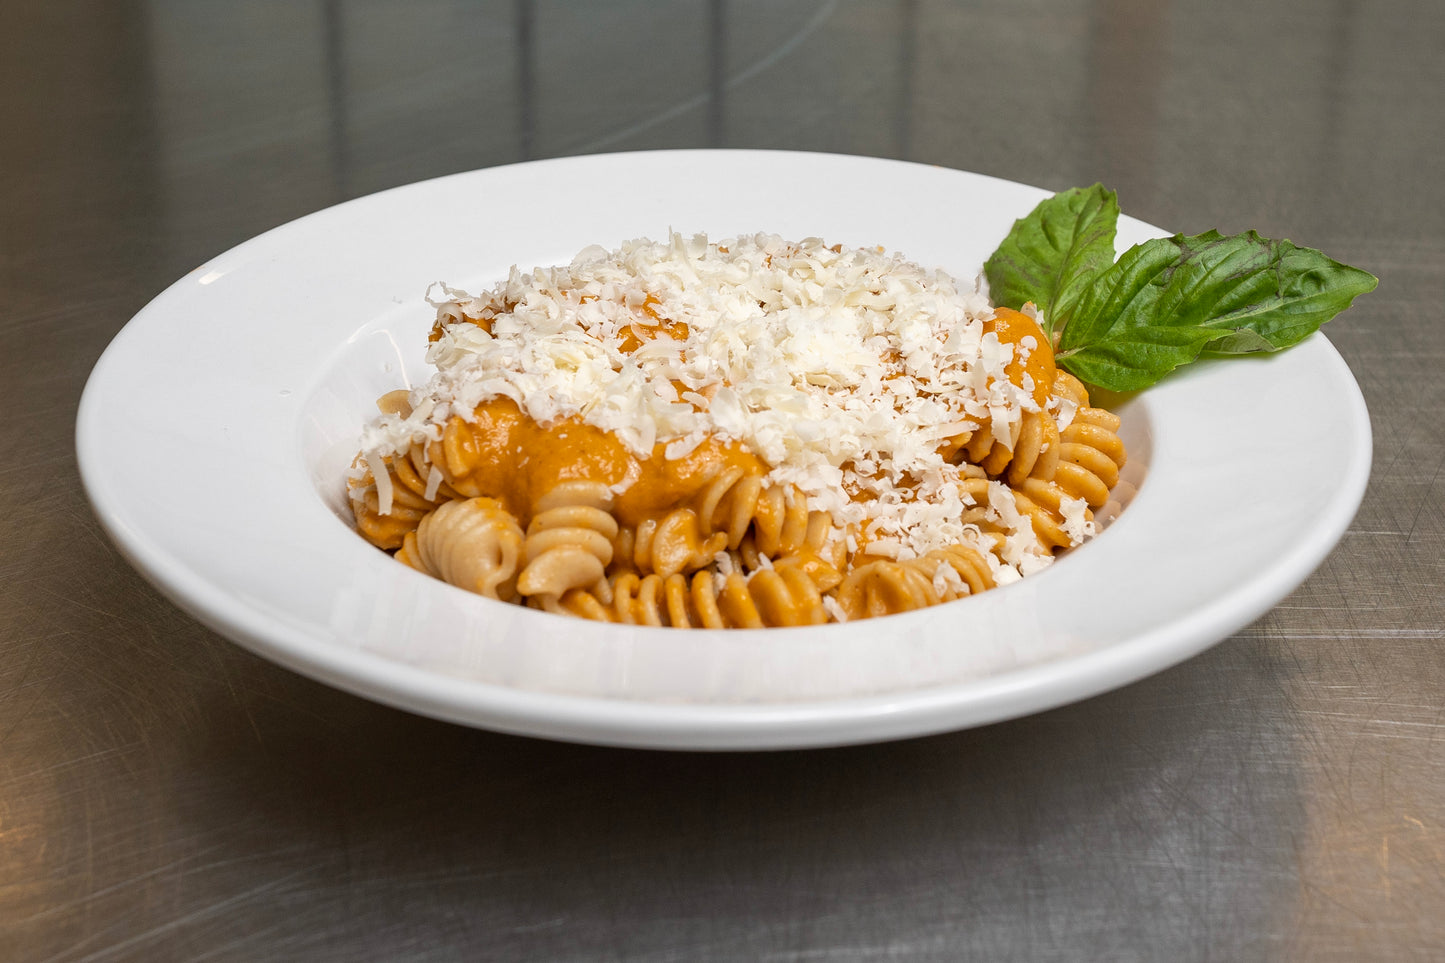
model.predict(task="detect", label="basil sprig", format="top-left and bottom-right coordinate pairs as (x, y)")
top-left (983, 184), bottom-right (1378, 392)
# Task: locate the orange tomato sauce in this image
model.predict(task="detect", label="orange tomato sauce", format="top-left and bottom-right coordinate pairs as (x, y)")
top-left (417, 305), bottom-right (1055, 540)
top-left (984, 306), bottom-right (1056, 408)
top-left (432, 397), bottom-right (764, 528)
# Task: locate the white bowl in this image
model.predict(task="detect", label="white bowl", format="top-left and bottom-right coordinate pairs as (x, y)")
top-left (76, 151), bottom-right (1371, 749)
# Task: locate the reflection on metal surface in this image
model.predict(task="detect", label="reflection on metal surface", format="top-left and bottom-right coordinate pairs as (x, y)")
top-left (895, 0), bottom-right (916, 159)
top-left (323, 0), bottom-right (351, 199)
top-left (517, 0), bottom-right (535, 160)
top-left (708, 0), bottom-right (725, 147)
top-left (5, 0), bottom-right (1444, 957)
top-left (1086, 0), bottom-right (1167, 207)
top-left (566, 0), bottom-right (838, 156)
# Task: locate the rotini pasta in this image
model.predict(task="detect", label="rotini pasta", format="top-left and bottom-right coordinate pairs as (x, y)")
top-left (617, 509), bottom-right (727, 578)
top-left (516, 480), bottom-right (618, 599)
top-left (348, 233), bottom-right (1128, 626)
top-left (542, 560), bottom-right (829, 629)
top-left (395, 497), bottom-right (524, 601)
top-left (349, 444), bottom-right (455, 550)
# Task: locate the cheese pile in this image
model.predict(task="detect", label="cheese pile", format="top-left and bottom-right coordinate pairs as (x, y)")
top-left (358, 233), bottom-right (1082, 577)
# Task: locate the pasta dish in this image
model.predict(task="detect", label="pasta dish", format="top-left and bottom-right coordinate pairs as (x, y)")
top-left (348, 234), bottom-right (1126, 626)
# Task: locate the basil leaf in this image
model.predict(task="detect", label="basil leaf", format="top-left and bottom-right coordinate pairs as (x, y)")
top-left (1056, 229), bottom-right (1378, 392)
top-left (1055, 324), bottom-right (1220, 393)
top-left (983, 184), bottom-right (1118, 338)
top-left (1186, 231), bottom-right (1379, 353)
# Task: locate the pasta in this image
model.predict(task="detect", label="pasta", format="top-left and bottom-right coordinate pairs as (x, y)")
top-left (348, 233), bottom-right (1128, 626)
top-left (516, 480), bottom-right (617, 601)
top-left (395, 497), bottom-right (524, 601)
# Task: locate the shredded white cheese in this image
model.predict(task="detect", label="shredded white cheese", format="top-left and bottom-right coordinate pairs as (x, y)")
top-left (360, 233), bottom-right (1064, 575)
top-left (1059, 494), bottom-right (1096, 546)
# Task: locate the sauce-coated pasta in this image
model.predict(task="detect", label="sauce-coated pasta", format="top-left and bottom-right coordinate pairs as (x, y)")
top-left (349, 234), bottom-right (1127, 625)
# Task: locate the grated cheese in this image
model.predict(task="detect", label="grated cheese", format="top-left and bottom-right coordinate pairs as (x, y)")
top-left (361, 233), bottom-right (1072, 579)
top-left (1059, 494), bottom-right (1096, 546)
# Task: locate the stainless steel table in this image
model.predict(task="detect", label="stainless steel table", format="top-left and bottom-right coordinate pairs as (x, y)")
top-left (4, 1), bottom-right (1442, 959)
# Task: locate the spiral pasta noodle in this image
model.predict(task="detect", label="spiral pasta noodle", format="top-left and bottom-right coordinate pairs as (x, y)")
top-left (615, 508), bottom-right (727, 579)
top-left (542, 558), bottom-right (829, 629)
top-left (1056, 420), bottom-right (1126, 509)
top-left (833, 540), bottom-right (999, 620)
top-left (516, 480), bottom-right (618, 600)
top-left (395, 497), bottom-right (525, 601)
top-left (349, 445), bottom-right (455, 550)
